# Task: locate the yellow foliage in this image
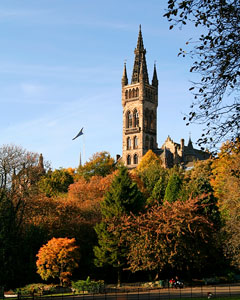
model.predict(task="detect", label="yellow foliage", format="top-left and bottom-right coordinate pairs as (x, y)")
top-left (136, 150), bottom-right (162, 173)
top-left (211, 139), bottom-right (240, 214)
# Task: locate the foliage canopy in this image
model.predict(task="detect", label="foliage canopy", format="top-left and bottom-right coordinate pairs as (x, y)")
top-left (164, 0), bottom-right (240, 148)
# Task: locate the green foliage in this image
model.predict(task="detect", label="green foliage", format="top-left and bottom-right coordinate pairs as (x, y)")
top-left (138, 162), bottom-right (168, 198)
top-left (38, 169), bottom-right (74, 197)
top-left (101, 166), bottom-right (145, 218)
top-left (16, 284), bottom-right (49, 295)
top-left (164, 173), bottom-right (182, 203)
top-left (94, 166), bottom-right (144, 284)
top-left (72, 277), bottom-right (104, 293)
top-left (182, 161), bottom-right (221, 226)
top-left (148, 174), bottom-right (169, 205)
top-left (77, 152), bottom-right (115, 180)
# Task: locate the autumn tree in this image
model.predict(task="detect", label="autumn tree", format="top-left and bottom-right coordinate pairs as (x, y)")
top-left (36, 237), bottom-right (80, 286)
top-left (136, 150), bottom-right (168, 201)
top-left (211, 139), bottom-right (240, 268)
top-left (119, 197), bottom-right (218, 277)
top-left (136, 150), bottom-right (162, 173)
top-left (164, 0), bottom-right (240, 148)
top-left (77, 151), bottom-right (115, 180)
top-left (94, 166), bottom-right (144, 285)
top-left (38, 169), bottom-right (74, 197)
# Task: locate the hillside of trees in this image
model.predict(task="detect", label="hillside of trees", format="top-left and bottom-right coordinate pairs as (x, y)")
top-left (0, 143), bottom-right (240, 288)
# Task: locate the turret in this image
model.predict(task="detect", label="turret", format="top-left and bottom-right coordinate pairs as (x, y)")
top-left (188, 136), bottom-right (193, 149)
top-left (122, 62), bottom-right (128, 86)
top-left (152, 63), bottom-right (158, 87)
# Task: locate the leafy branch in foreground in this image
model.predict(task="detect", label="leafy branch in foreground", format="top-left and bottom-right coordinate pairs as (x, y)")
top-left (164, 0), bottom-right (240, 149)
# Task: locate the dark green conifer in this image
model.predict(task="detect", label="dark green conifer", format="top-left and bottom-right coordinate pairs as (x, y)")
top-left (94, 166), bottom-right (144, 285)
top-left (164, 173), bottom-right (182, 203)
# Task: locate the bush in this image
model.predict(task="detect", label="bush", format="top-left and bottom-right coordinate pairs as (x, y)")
top-left (72, 277), bottom-right (104, 293)
top-left (16, 284), bottom-right (58, 295)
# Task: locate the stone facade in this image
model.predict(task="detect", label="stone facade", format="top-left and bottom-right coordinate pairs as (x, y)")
top-left (122, 25), bottom-right (158, 169)
top-left (121, 27), bottom-right (210, 169)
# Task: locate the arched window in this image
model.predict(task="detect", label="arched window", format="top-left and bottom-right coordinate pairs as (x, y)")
top-left (145, 135), bottom-right (149, 149)
top-left (134, 154), bottom-right (138, 164)
top-left (132, 88), bottom-right (136, 97)
top-left (129, 89), bottom-right (132, 98)
top-left (133, 109), bottom-right (139, 127)
top-left (127, 137), bottom-right (131, 150)
top-left (150, 137), bottom-right (154, 149)
top-left (126, 111), bottom-right (132, 128)
top-left (136, 88), bottom-right (139, 97)
top-left (125, 90), bottom-right (128, 99)
top-left (127, 155), bottom-right (131, 165)
top-left (133, 136), bottom-right (138, 149)
top-left (145, 109), bottom-right (149, 129)
top-left (150, 111), bottom-right (154, 129)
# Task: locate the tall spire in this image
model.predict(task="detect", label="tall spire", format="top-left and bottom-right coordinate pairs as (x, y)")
top-left (188, 134), bottom-right (193, 149)
top-left (131, 25), bottom-right (149, 84)
top-left (122, 62), bottom-right (128, 86)
top-left (152, 62), bottom-right (158, 87)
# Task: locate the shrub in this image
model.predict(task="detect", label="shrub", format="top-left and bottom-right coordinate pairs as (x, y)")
top-left (72, 277), bottom-right (104, 293)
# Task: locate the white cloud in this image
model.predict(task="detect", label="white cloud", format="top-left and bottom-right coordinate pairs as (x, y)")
top-left (20, 83), bottom-right (45, 96)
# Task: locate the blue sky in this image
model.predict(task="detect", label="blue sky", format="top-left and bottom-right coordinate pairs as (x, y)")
top-left (0, 0), bottom-right (205, 169)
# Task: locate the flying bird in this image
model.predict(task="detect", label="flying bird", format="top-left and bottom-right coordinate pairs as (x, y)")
top-left (72, 127), bottom-right (84, 140)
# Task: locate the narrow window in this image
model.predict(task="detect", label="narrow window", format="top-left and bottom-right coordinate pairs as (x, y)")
top-left (129, 89), bottom-right (132, 98)
top-left (145, 135), bottom-right (149, 149)
top-left (125, 90), bottom-right (128, 99)
top-left (134, 136), bottom-right (138, 149)
top-left (133, 109), bottom-right (139, 127)
top-left (129, 113), bottom-right (132, 128)
top-left (127, 137), bottom-right (131, 150)
top-left (126, 111), bottom-right (132, 128)
top-left (145, 109), bottom-right (149, 129)
top-left (134, 154), bottom-right (138, 164)
top-left (136, 88), bottom-right (139, 97)
top-left (150, 111), bottom-right (154, 129)
top-left (150, 137), bottom-right (154, 149)
top-left (127, 155), bottom-right (131, 165)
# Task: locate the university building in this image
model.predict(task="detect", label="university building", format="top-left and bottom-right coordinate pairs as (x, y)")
top-left (121, 26), bottom-right (210, 169)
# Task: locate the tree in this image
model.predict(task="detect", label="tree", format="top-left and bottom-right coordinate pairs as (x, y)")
top-left (0, 191), bottom-right (20, 288)
top-left (94, 166), bottom-right (144, 285)
top-left (0, 144), bottom-right (46, 191)
top-left (38, 169), bottom-right (74, 197)
top-left (164, 173), bottom-right (182, 203)
top-left (36, 237), bottom-right (80, 286)
top-left (164, 0), bottom-right (240, 148)
top-left (0, 145), bottom-right (48, 288)
top-left (119, 197), bottom-right (218, 277)
top-left (136, 151), bottom-right (168, 201)
top-left (77, 152), bottom-right (115, 180)
top-left (149, 176), bottom-right (168, 204)
top-left (211, 139), bottom-right (240, 268)
top-left (136, 150), bottom-right (162, 173)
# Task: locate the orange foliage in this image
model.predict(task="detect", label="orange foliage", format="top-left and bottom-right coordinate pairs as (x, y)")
top-left (36, 237), bottom-right (80, 285)
top-left (23, 172), bottom-right (116, 237)
top-left (67, 172), bottom-right (116, 208)
top-left (115, 197), bottom-right (214, 273)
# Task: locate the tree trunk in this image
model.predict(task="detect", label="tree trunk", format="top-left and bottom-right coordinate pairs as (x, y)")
top-left (117, 262), bottom-right (121, 287)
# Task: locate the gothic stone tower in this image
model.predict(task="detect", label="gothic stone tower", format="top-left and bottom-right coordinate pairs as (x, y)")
top-left (122, 26), bottom-right (158, 168)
